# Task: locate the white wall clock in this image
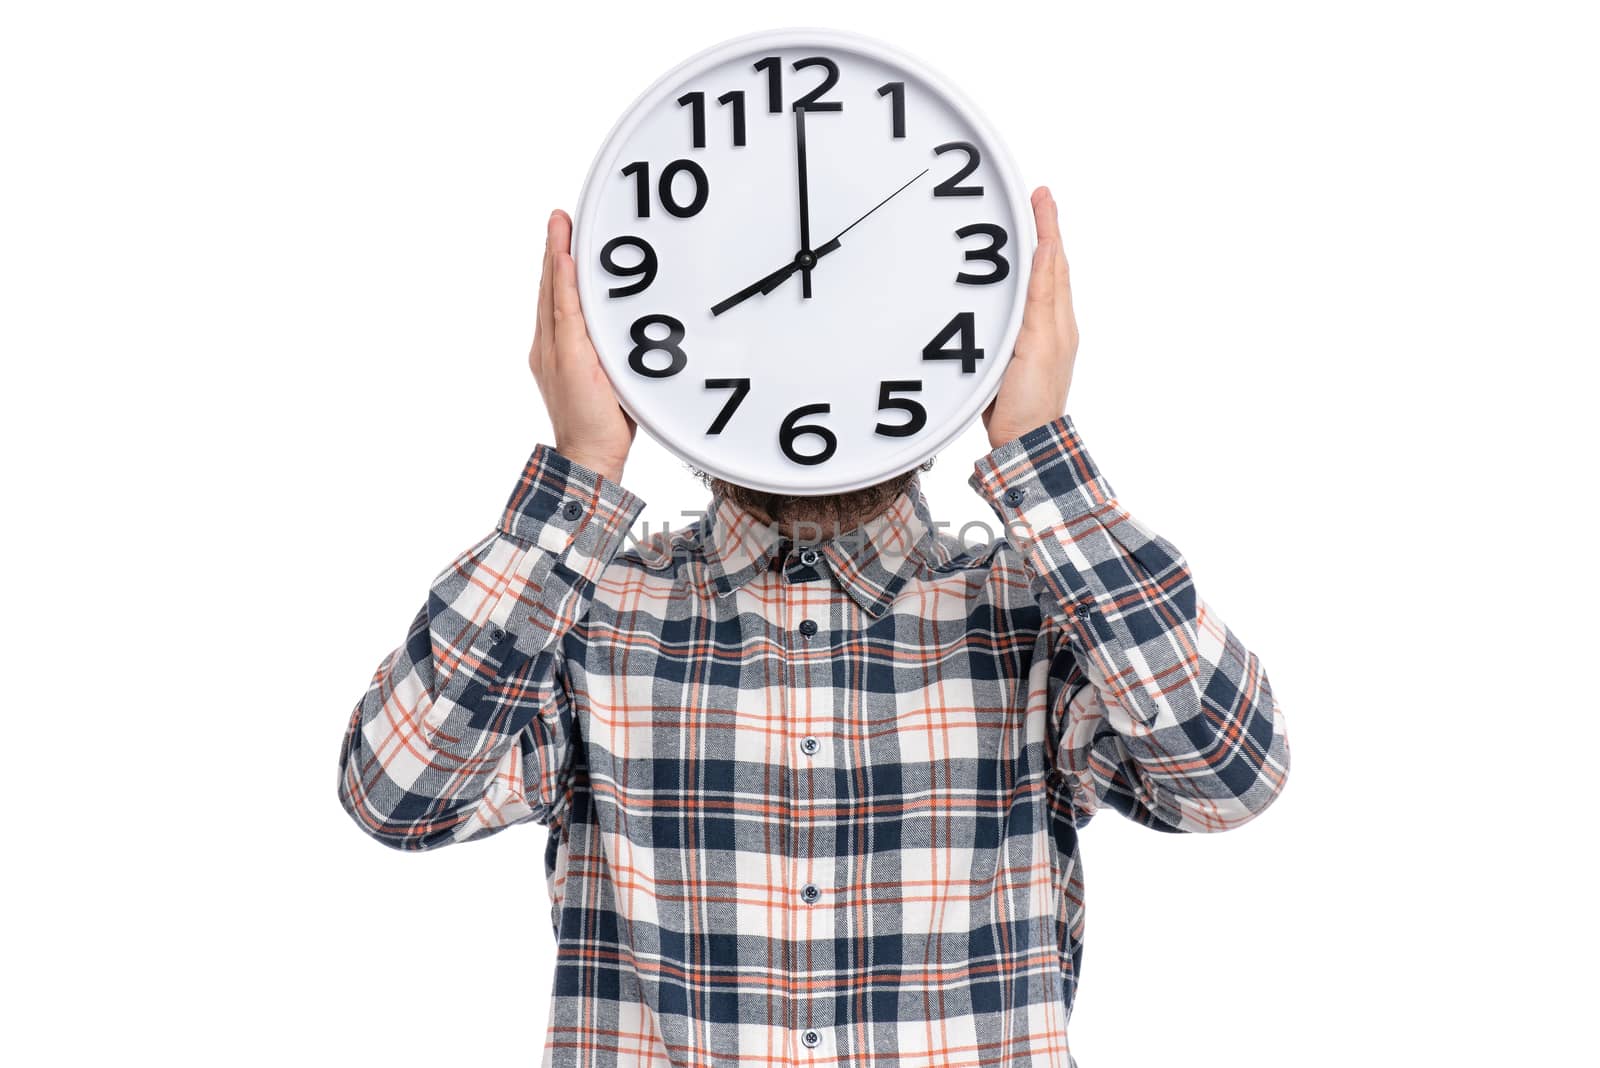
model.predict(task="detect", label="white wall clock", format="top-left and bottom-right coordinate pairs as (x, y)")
top-left (574, 27), bottom-right (1033, 495)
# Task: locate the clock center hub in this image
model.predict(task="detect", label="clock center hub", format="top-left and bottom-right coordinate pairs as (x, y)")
top-left (794, 250), bottom-right (817, 269)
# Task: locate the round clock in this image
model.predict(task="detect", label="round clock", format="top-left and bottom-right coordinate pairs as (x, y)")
top-left (573, 27), bottom-right (1032, 495)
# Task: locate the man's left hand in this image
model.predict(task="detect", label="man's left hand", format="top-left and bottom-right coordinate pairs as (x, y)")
top-left (982, 186), bottom-right (1079, 449)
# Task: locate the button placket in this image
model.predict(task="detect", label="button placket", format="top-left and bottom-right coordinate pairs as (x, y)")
top-left (783, 577), bottom-right (836, 1057)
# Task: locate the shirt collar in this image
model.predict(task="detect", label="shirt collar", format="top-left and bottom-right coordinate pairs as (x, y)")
top-left (701, 477), bottom-right (939, 617)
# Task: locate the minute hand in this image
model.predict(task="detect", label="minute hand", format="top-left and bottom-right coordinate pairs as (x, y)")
top-left (815, 167), bottom-right (931, 251)
top-left (708, 168), bottom-right (931, 318)
top-left (795, 105), bottom-right (814, 298)
top-left (758, 167), bottom-right (929, 293)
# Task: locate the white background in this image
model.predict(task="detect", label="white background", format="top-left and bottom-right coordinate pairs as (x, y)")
top-left (3, 2), bottom-right (1594, 1065)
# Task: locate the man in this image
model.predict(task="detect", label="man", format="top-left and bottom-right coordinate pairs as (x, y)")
top-left (336, 188), bottom-right (1289, 1067)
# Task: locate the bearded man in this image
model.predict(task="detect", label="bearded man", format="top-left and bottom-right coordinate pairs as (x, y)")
top-left (336, 188), bottom-right (1289, 1068)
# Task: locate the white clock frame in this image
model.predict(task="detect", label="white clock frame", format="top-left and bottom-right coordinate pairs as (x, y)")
top-left (573, 26), bottom-right (1034, 495)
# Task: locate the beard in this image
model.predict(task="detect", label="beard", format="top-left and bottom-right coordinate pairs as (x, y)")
top-left (689, 459), bottom-right (933, 541)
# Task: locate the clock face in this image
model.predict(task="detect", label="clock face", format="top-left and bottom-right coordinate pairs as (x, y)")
top-left (574, 29), bottom-right (1032, 495)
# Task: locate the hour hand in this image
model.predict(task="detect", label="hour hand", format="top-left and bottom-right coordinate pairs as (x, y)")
top-left (710, 242), bottom-right (840, 317)
top-left (711, 261), bottom-right (797, 318)
top-left (760, 239), bottom-right (840, 295)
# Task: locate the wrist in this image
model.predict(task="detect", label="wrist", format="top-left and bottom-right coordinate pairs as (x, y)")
top-left (985, 418), bottom-right (1048, 450)
top-left (556, 445), bottom-right (626, 484)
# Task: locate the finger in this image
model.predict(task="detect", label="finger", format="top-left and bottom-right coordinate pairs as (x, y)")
top-left (1054, 245), bottom-right (1077, 345)
top-left (1052, 240), bottom-right (1077, 342)
top-left (1036, 187), bottom-right (1077, 346)
top-left (535, 213), bottom-right (558, 376)
top-left (1031, 185), bottom-right (1061, 246)
top-left (549, 207), bottom-right (574, 255)
top-left (552, 247), bottom-right (592, 367)
top-left (548, 209), bottom-right (583, 364)
top-left (1017, 237), bottom-right (1056, 355)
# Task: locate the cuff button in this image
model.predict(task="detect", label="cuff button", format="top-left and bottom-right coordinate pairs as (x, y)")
top-left (1004, 488), bottom-right (1026, 507)
top-left (562, 500), bottom-right (584, 521)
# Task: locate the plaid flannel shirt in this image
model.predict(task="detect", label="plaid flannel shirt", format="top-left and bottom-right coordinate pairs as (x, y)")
top-left (336, 413), bottom-right (1290, 1068)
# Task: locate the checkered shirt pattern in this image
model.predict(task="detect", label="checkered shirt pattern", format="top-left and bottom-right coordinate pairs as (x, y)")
top-left (336, 413), bottom-right (1290, 1068)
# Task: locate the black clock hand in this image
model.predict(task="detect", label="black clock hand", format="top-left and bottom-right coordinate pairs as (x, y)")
top-left (711, 260), bottom-right (804, 318)
top-left (794, 105), bottom-right (813, 298)
top-left (708, 168), bottom-right (929, 318)
top-left (710, 243), bottom-right (840, 318)
top-left (817, 167), bottom-right (930, 247)
top-left (757, 239), bottom-right (840, 294)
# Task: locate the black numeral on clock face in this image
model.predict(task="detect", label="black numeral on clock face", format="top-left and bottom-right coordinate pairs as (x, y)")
top-left (923, 312), bottom-right (983, 374)
top-left (792, 57), bottom-right (842, 111)
top-left (677, 90), bottom-right (747, 148)
top-left (874, 380), bottom-right (927, 437)
top-left (954, 224), bottom-right (1010, 284)
top-left (779, 403), bottom-right (838, 465)
top-left (753, 55), bottom-right (843, 113)
top-left (620, 159), bottom-right (709, 218)
top-left (704, 377), bottom-right (750, 434)
top-left (599, 236), bottom-right (657, 297)
top-left (628, 314), bottom-right (687, 378)
top-left (877, 81), bottom-right (906, 138)
top-left (932, 141), bottom-right (983, 197)
top-left (753, 56), bottom-right (783, 113)
top-left (718, 90), bottom-right (747, 146)
top-left (677, 92), bottom-right (707, 148)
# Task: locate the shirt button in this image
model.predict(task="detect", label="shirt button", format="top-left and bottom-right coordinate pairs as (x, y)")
top-left (799, 548), bottom-right (820, 566)
top-left (798, 618), bottom-right (818, 638)
top-left (561, 500), bottom-right (583, 521)
top-left (489, 627), bottom-right (508, 644)
top-left (1004, 487), bottom-right (1026, 507)
top-left (800, 735), bottom-right (820, 756)
top-left (1075, 601), bottom-right (1093, 619)
top-left (801, 1029), bottom-right (821, 1048)
top-left (800, 882), bottom-right (820, 904)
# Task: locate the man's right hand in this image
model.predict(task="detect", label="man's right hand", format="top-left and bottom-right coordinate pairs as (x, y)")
top-left (529, 209), bottom-right (636, 484)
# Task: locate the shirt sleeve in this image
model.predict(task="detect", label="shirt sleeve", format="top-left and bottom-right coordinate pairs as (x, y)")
top-left (970, 414), bottom-right (1290, 833)
top-left (336, 445), bottom-right (644, 851)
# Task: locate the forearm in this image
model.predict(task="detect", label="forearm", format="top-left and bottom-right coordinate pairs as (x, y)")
top-left (972, 415), bottom-right (1290, 830)
top-left (336, 446), bottom-right (643, 850)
